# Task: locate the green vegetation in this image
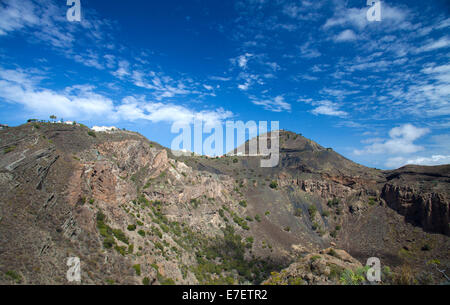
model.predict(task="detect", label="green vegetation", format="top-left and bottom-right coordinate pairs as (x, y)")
top-left (368, 197), bottom-right (376, 206)
top-left (133, 264), bottom-right (141, 276)
top-left (3, 146), bottom-right (16, 154)
top-left (138, 230), bottom-right (146, 237)
top-left (421, 243), bottom-right (432, 251)
top-left (239, 200), bottom-right (247, 208)
top-left (87, 130), bottom-right (97, 138)
top-left (190, 198), bottom-right (199, 209)
top-left (294, 208), bottom-right (302, 217)
top-left (233, 215), bottom-right (249, 230)
top-left (308, 205), bottom-right (317, 221)
top-left (327, 198), bottom-right (340, 207)
top-left (254, 214), bottom-right (261, 222)
top-left (142, 277), bottom-right (150, 285)
top-left (96, 212), bottom-right (130, 251)
top-left (327, 248), bottom-right (339, 258)
top-left (115, 245), bottom-right (127, 256)
top-left (191, 225), bottom-right (280, 284)
top-left (127, 224), bottom-right (136, 231)
top-left (112, 228), bottom-right (129, 244)
top-left (5, 270), bottom-right (22, 283)
top-left (269, 181), bottom-right (278, 189)
top-left (339, 267), bottom-right (370, 285)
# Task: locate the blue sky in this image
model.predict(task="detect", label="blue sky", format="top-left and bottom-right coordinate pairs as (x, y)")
top-left (0, 0), bottom-right (449, 169)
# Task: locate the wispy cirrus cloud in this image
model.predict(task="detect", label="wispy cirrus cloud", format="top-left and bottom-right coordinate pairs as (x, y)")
top-left (250, 95), bottom-right (291, 112)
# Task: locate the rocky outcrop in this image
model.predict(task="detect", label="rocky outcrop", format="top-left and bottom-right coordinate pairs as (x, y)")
top-left (382, 184), bottom-right (449, 236)
top-left (263, 248), bottom-right (363, 285)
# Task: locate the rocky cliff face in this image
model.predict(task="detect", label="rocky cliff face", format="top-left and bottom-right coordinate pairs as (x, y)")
top-left (381, 166), bottom-right (450, 236)
top-left (0, 124), bottom-right (448, 285)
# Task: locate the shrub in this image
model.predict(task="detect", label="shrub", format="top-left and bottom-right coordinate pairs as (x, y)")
top-left (327, 198), bottom-right (340, 207)
top-left (284, 226), bottom-right (291, 232)
top-left (393, 265), bottom-right (417, 285)
top-left (322, 211), bottom-right (330, 217)
top-left (239, 200), bottom-right (247, 208)
top-left (112, 229), bottom-right (129, 244)
top-left (103, 236), bottom-right (115, 249)
top-left (421, 244), bottom-right (432, 251)
top-left (254, 214), bottom-right (261, 222)
top-left (294, 208), bottom-right (302, 217)
top-left (5, 270), bottom-right (22, 283)
top-left (133, 264), bottom-right (141, 276)
top-left (160, 277), bottom-right (175, 285)
top-left (96, 211), bottom-right (106, 222)
top-left (127, 224), bottom-right (136, 231)
top-left (328, 248), bottom-right (339, 258)
top-left (87, 130), bottom-right (96, 137)
top-left (339, 267), bottom-right (369, 285)
top-left (138, 230), bottom-right (146, 237)
top-left (142, 277), bottom-right (150, 285)
top-left (265, 210), bottom-right (270, 216)
top-left (3, 146), bottom-right (16, 154)
top-left (308, 205), bottom-right (317, 221)
top-left (115, 245), bottom-right (127, 256)
top-left (269, 181), bottom-right (278, 189)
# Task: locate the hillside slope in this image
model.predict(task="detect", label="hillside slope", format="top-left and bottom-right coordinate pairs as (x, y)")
top-left (0, 123), bottom-right (448, 284)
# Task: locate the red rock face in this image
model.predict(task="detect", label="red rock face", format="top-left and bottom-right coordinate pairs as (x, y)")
top-left (382, 183), bottom-right (449, 236)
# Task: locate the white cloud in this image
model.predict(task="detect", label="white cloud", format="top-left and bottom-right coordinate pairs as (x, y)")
top-left (414, 36), bottom-right (450, 53)
top-left (299, 41), bottom-right (321, 59)
top-left (334, 29), bottom-right (358, 42)
top-left (0, 0), bottom-right (39, 35)
top-left (250, 96), bottom-right (291, 112)
top-left (0, 67), bottom-right (233, 126)
top-left (112, 60), bottom-right (130, 79)
top-left (386, 155), bottom-right (450, 168)
top-left (232, 53), bottom-right (253, 69)
top-left (301, 99), bottom-right (348, 117)
top-left (354, 124), bottom-right (430, 155)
